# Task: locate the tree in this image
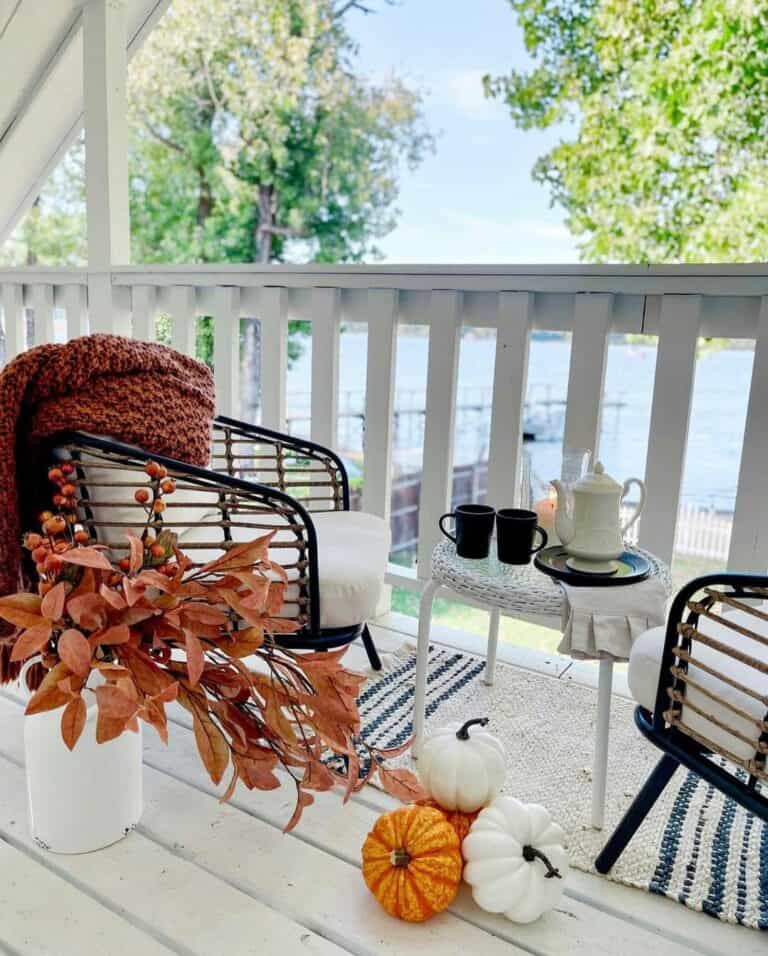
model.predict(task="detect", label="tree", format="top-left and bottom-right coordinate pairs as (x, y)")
top-left (1, 0), bottom-right (430, 414)
top-left (128, 0), bottom-right (430, 265)
top-left (486, 1), bottom-right (768, 262)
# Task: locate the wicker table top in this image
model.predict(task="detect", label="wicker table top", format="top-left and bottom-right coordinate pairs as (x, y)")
top-left (430, 539), bottom-right (672, 625)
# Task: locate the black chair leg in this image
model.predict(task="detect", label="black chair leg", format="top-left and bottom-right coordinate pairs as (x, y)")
top-left (361, 624), bottom-right (382, 671)
top-left (595, 753), bottom-right (679, 874)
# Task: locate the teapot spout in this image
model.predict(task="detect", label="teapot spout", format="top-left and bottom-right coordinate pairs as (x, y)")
top-left (550, 479), bottom-right (574, 545)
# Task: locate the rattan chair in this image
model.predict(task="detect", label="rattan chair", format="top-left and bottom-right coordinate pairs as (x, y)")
top-left (596, 573), bottom-right (768, 873)
top-left (37, 417), bottom-right (389, 670)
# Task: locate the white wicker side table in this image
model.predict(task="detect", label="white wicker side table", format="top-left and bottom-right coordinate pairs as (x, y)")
top-left (412, 540), bottom-right (671, 829)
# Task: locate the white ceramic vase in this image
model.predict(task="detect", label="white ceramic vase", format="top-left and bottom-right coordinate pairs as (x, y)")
top-left (24, 694), bottom-right (143, 854)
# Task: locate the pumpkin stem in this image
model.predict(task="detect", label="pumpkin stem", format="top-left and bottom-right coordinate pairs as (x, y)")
top-left (390, 848), bottom-right (411, 868)
top-left (522, 845), bottom-right (562, 880)
top-left (455, 717), bottom-right (489, 740)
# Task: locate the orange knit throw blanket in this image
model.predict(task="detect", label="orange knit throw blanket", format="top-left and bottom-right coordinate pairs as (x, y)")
top-left (0, 334), bottom-right (216, 597)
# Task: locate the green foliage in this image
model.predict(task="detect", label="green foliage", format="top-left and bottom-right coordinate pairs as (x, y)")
top-left (487, 1), bottom-right (768, 262)
top-left (128, 0), bottom-right (432, 265)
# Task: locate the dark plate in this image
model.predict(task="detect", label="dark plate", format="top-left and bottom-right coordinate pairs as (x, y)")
top-left (534, 546), bottom-right (651, 587)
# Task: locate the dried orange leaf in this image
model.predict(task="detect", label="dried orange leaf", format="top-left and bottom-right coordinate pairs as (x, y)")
top-left (10, 624), bottom-right (51, 663)
top-left (61, 696), bottom-right (87, 750)
top-left (25, 662), bottom-right (71, 715)
top-left (59, 547), bottom-right (113, 570)
top-left (57, 629), bottom-right (92, 677)
top-left (40, 581), bottom-right (66, 621)
top-left (193, 711), bottom-right (229, 785)
top-left (0, 593), bottom-right (45, 629)
top-left (95, 683), bottom-right (137, 719)
top-left (185, 633), bottom-right (205, 687)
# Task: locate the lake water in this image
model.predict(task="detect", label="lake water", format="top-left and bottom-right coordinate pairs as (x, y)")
top-left (286, 331), bottom-right (754, 511)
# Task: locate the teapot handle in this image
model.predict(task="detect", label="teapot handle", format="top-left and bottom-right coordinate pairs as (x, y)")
top-left (620, 478), bottom-right (646, 537)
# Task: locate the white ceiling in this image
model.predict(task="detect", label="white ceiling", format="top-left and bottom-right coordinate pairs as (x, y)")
top-left (0, 0), bottom-right (169, 246)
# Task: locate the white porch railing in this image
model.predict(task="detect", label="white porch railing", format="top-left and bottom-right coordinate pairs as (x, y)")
top-left (1, 263), bottom-right (767, 591)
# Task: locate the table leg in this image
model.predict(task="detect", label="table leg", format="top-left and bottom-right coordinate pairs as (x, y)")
top-left (485, 608), bottom-right (499, 686)
top-left (412, 579), bottom-right (439, 759)
top-left (592, 658), bottom-right (614, 830)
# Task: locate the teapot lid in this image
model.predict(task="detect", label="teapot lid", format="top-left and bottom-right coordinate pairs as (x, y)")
top-left (573, 461), bottom-right (623, 494)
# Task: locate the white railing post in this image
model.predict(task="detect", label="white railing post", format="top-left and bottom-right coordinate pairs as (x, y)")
top-left (83, 0), bottom-right (130, 330)
top-left (168, 285), bottom-right (197, 358)
top-left (417, 290), bottom-right (463, 577)
top-left (310, 287), bottom-right (341, 449)
top-left (2, 284), bottom-right (26, 359)
top-left (729, 295), bottom-right (768, 571)
top-left (639, 294), bottom-right (702, 565)
top-left (259, 287), bottom-right (288, 431)
top-left (563, 293), bottom-right (613, 456)
top-left (362, 289), bottom-right (399, 519)
top-left (130, 285), bottom-right (157, 342)
top-left (62, 283), bottom-right (88, 341)
top-left (213, 286), bottom-right (241, 418)
top-left (486, 292), bottom-right (533, 509)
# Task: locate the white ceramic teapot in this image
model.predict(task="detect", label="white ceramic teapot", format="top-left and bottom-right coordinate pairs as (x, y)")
top-left (551, 462), bottom-right (646, 569)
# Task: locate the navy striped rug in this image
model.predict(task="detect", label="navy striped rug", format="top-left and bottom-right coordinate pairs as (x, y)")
top-left (359, 645), bottom-right (767, 931)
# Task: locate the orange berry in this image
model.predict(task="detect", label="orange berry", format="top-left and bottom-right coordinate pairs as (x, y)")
top-left (152, 500), bottom-right (166, 514)
top-left (134, 488), bottom-right (150, 504)
top-left (74, 529), bottom-right (89, 544)
top-left (61, 483), bottom-right (77, 498)
top-left (143, 533), bottom-right (155, 546)
top-left (38, 510), bottom-right (53, 523)
top-left (162, 563), bottom-right (178, 577)
top-left (119, 557), bottom-right (131, 572)
top-left (43, 553), bottom-right (63, 573)
top-left (48, 467), bottom-right (64, 483)
top-left (145, 461), bottom-right (162, 478)
top-left (150, 542), bottom-right (165, 558)
top-left (160, 478), bottom-right (176, 494)
top-left (54, 540), bottom-right (70, 552)
top-left (31, 546), bottom-right (48, 563)
top-left (39, 581), bottom-right (53, 595)
top-left (24, 533), bottom-right (43, 550)
top-left (52, 494), bottom-right (65, 507)
top-left (156, 465), bottom-right (167, 479)
top-left (35, 562), bottom-right (47, 576)
top-left (61, 462), bottom-right (75, 476)
top-left (43, 516), bottom-right (66, 535)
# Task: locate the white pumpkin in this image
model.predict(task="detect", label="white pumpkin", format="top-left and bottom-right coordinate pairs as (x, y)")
top-left (462, 796), bottom-right (568, 923)
top-left (417, 718), bottom-right (505, 812)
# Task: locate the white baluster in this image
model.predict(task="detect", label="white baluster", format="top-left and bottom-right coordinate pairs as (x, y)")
top-left (639, 294), bottom-right (701, 565)
top-left (30, 284), bottom-right (55, 346)
top-left (168, 285), bottom-right (197, 358)
top-left (363, 289), bottom-right (399, 519)
top-left (259, 287), bottom-right (288, 431)
top-left (417, 290), bottom-right (463, 578)
top-left (62, 284), bottom-right (88, 341)
top-left (729, 294), bottom-right (768, 571)
top-left (486, 292), bottom-right (533, 509)
top-left (310, 287), bottom-right (341, 449)
top-left (131, 285), bottom-right (157, 342)
top-left (563, 293), bottom-right (614, 456)
top-left (213, 286), bottom-right (241, 419)
top-left (2, 284), bottom-right (25, 360)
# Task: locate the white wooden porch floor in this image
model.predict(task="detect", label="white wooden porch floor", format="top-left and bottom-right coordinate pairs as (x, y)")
top-left (0, 616), bottom-right (764, 956)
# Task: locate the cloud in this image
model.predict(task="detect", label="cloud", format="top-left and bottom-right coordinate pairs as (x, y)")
top-left (432, 69), bottom-right (503, 119)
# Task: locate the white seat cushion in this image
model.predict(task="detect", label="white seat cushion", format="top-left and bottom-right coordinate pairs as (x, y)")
top-left (628, 608), bottom-right (768, 762)
top-left (178, 509), bottom-right (390, 630)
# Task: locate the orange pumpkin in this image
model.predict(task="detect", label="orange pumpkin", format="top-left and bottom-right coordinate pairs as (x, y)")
top-left (415, 797), bottom-right (480, 844)
top-left (362, 805), bottom-right (462, 922)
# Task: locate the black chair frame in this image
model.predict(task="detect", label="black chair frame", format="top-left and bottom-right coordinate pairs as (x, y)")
top-left (47, 418), bottom-right (382, 670)
top-left (596, 572), bottom-right (768, 874)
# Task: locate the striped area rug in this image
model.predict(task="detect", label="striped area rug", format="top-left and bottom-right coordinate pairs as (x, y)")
top-left (358, 644), bottom-right (768, 932)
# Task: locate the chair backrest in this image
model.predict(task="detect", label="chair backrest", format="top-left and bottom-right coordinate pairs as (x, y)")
top-left (46, 432), bottom-right (320, 635)
top-left (657, 575), bottom-right (768, 785)
top-left (211, 418), bottom-right (348, 513)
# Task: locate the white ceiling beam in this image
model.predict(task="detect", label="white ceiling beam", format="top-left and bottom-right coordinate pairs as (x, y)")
top-left (0, 0), bottom-right (170, 247)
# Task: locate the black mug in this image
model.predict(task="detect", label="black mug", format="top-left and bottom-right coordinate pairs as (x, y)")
top-left (496, 508), bottom-right (548, 565)
top-left (439, 504), bottom-right (496, 559)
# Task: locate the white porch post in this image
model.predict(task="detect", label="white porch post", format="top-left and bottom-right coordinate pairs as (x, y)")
top-left (82, 0), bottom-right (130, 334)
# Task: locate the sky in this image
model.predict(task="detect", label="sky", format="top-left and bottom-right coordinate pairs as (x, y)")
top-left (347, 0), bottom-right (580, 263)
